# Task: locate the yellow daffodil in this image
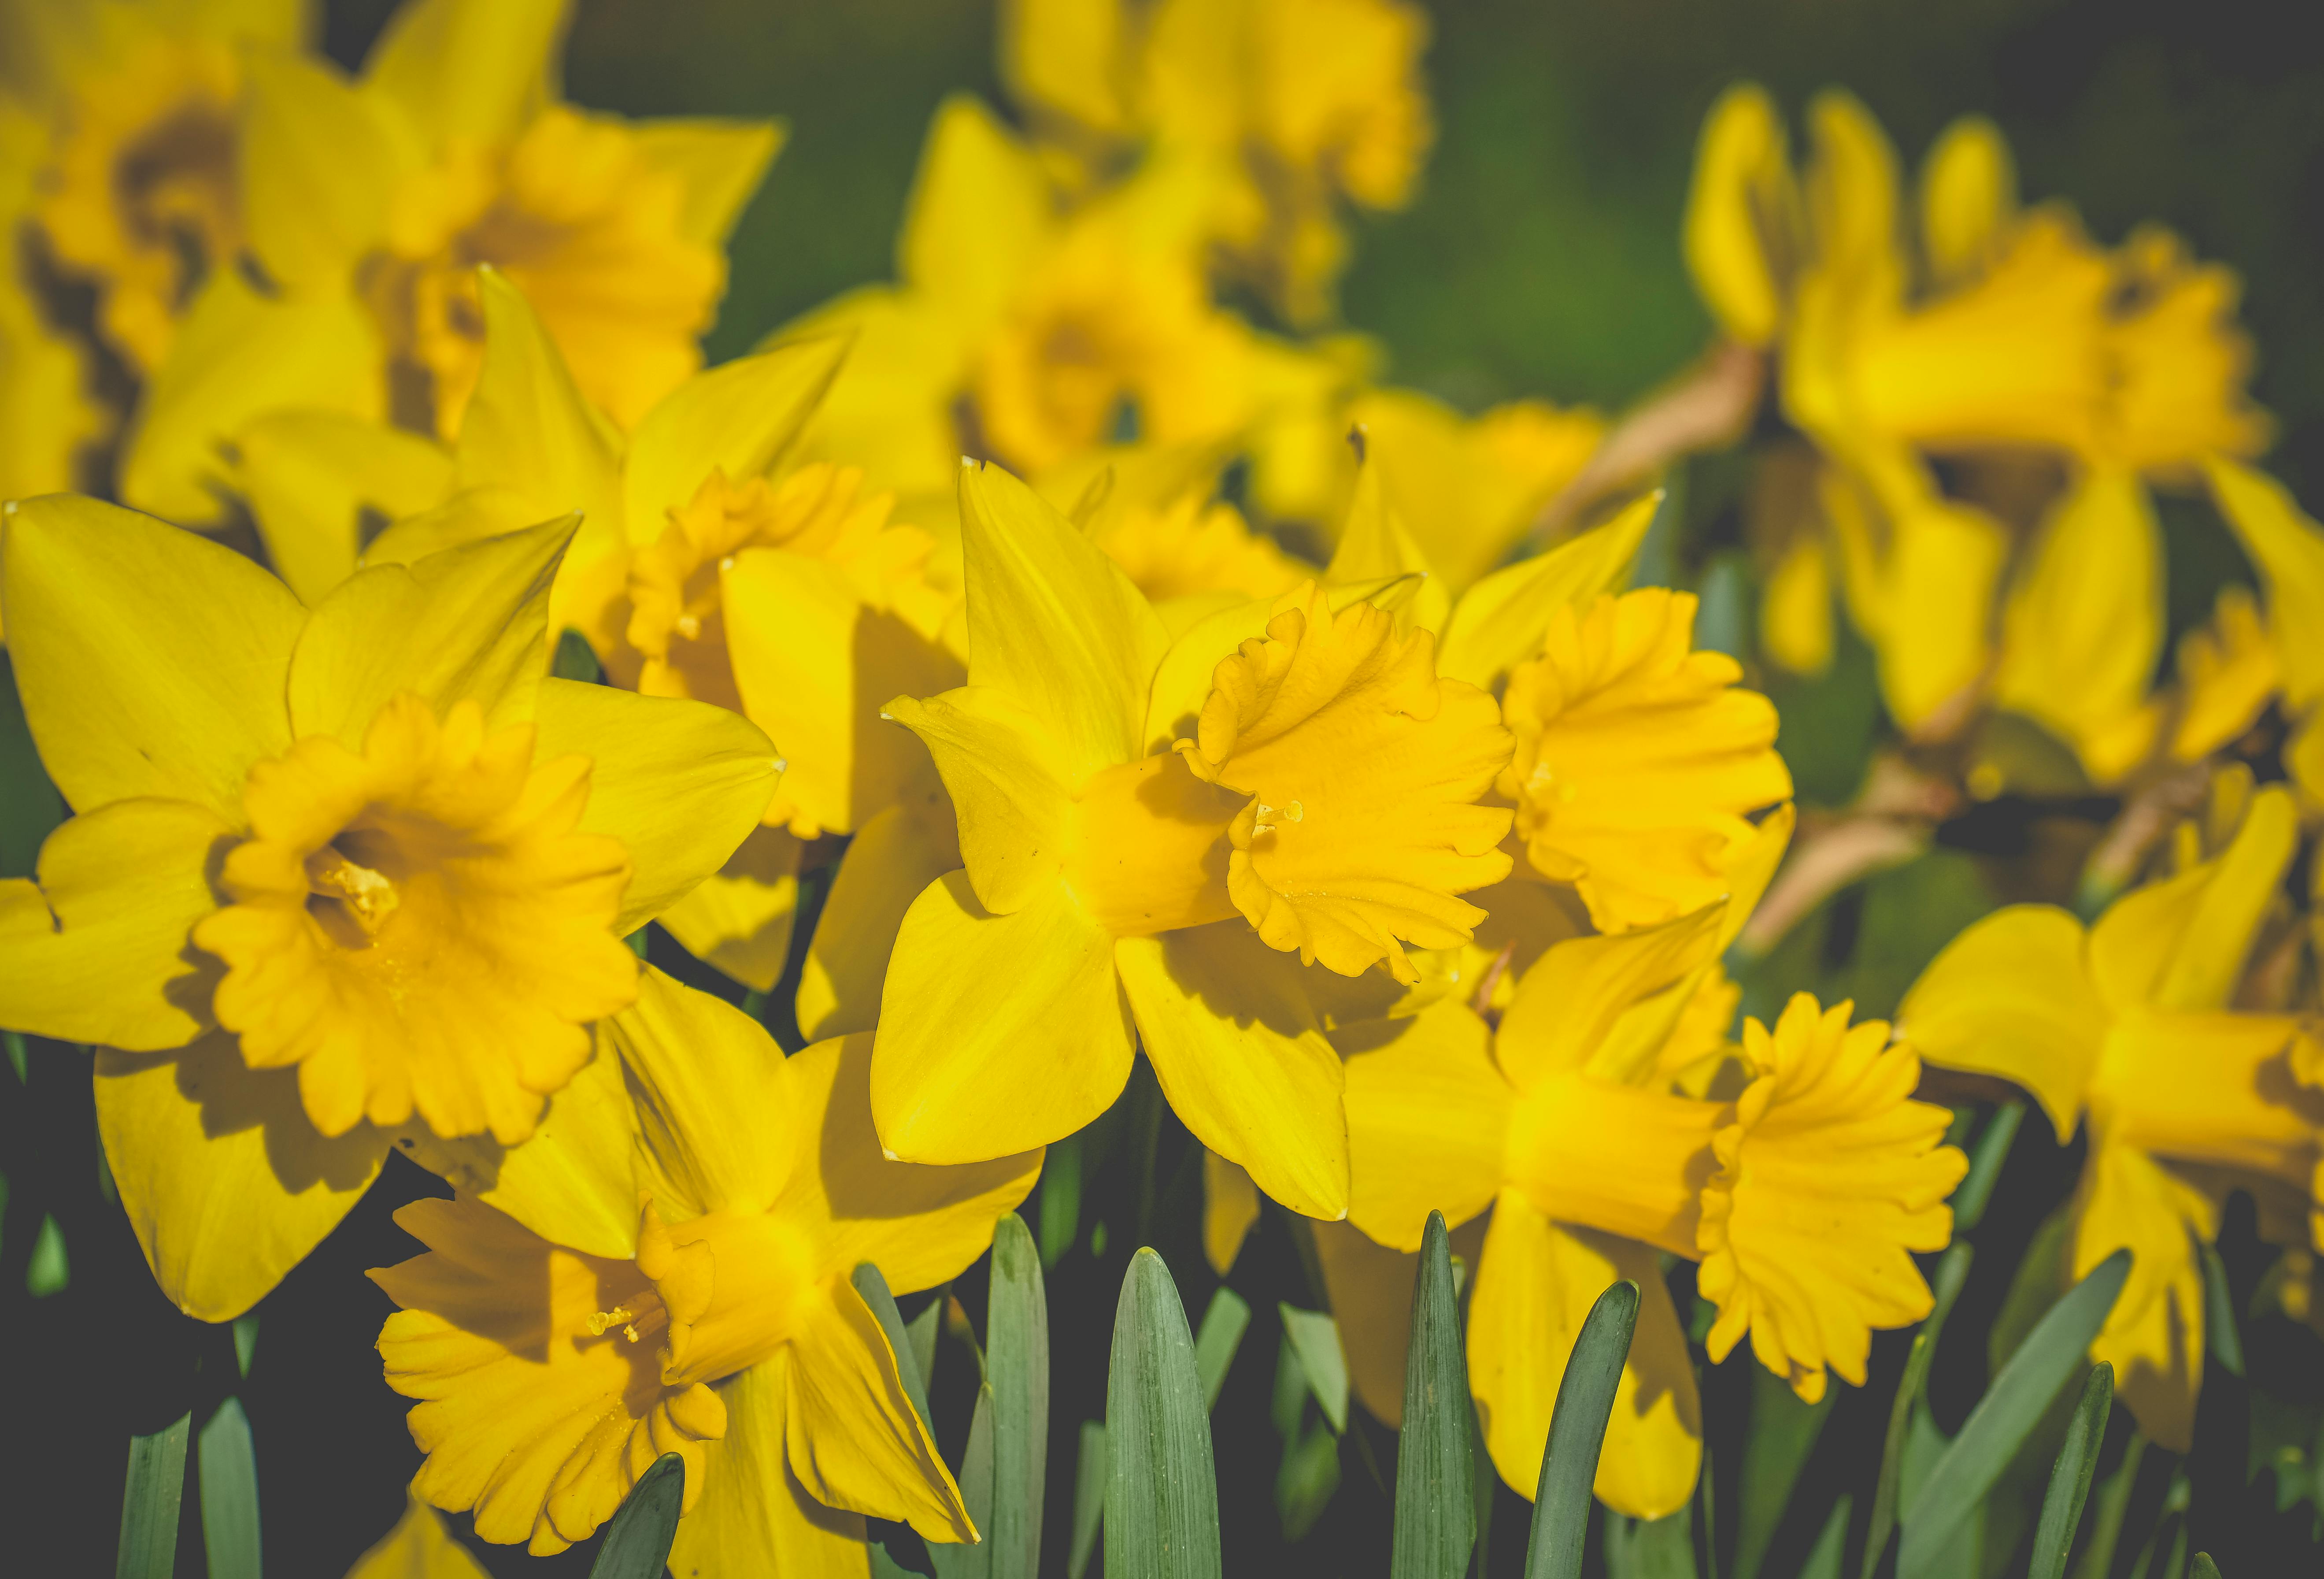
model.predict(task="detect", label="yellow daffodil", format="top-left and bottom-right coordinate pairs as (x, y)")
top-left (0, 493), bottom-right (776, 1318)
top-left (1687, 86), bottom-right (2264, 769)
top-left (122, 0), bottom-right (778, 522)
top-left (774, 94), bottom-right (1346, 517)
top-left (1342, 859), bottom-right (1964, 1514)
top-left (1897, 782), bottom-right (2323, 1446)
top-left (1003, 0), bottom-right (1433, 326)
top-left (2203, 457), bottom-right (2324, 801)
top-left (237, 271), bottom-right (954, 994)
top-left (870, 459), bottom-right (1514, 1221)
top-left (344, 1496), bottom-right (491, 1579)
top-left (375, 966), bottom-right (1037, 1561)
top-left (2165, 585), bottom-right (2277, 766)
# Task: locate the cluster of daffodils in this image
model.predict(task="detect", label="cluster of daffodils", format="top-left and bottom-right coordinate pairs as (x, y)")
top-left (4, 0), bottom-right (2322, 1567)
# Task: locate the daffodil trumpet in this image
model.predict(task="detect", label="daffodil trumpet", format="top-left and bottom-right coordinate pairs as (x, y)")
top-left (0, 494), bottom-right (777, 1320)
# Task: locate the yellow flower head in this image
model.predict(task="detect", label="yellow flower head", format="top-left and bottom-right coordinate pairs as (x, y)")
top-left (1342, 886), bottom-right (1963, 1515)
top-left (1042, 442), bottom-right (1314, 612)
top-left (1005, 0), bottom-right (1432, 324)
top-left (1898, 783), bottom-right (2324, 1446)
top-left (374, 969), bottom-right (1037, 1560)
top-left (123, 0), bottom-right (779, 521)
top-left (1498, 587), bottom-right (1791, 931)
top-left (2167, 585), bottom-right (2277, 764)
top-left (0, 493), bottom-right (776, 1317)
top-left (871, 460), bottom-right (1512, 1221)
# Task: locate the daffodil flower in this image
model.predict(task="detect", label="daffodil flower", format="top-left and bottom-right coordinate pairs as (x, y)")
top-left (374, 966), bottom-right (1037, 1561)
top-left (237, 270), bottom-right (957, 995)
top-left (869, 459), bottom-right (1514, 1220)
top-left (1343, 847), bottom-right (1964, 1515)
top-left (123, 0), bottom-right (778, 523)
top-left (774, 94), bottom-right (1346, 518)
top-left (0, 494), bottom-right (776, 1318)
top-left (1898, 781), bottom-right (2323, 1447)
top-left (1686, 86), bottom-right (2265, 771)
top-left (1003, 0), bottom-right (1434, 327)
top-left (2203, 457), bottom-right (2324, 802)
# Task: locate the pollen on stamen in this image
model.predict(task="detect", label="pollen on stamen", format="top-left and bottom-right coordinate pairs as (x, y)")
top-left (1282, 801), bottom-right (1304, 823)
top-left (585, 1305), bottom-right (637, 1337)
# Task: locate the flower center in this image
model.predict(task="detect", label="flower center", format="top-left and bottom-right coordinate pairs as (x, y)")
top-left (192, 693), bottom-right (638, 1143)
top-left (636, 1202), bottom-right (821, 1390)
top-left (1061, 753), bottom-right (1246, 937)
top-left (1504, 1070), bottom-right (1723, 1257)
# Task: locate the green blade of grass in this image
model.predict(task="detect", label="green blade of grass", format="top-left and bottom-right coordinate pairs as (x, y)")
top-left (198, 1398), bottom-right (262, 1579)
top-left (1391, 1210), bottom-right (1474, 1579)
top-left (1106, 1248), bottom-right (1221, 1579)
top-left (987, 1212), bottom-right (1049, 1578)
top-left (117, 1412), bottom-right (191, 1579)
top-left (1524, 1279), bottom-right (1641, 1579)
top-left (2030, 1364), bottom-right (2114, 1579)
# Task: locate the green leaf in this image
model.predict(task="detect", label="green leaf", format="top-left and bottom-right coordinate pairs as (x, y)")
top-left (854, 1263), bottom-right (936, 1434)
top-left (1193, 1287), bottom-right (1251, 1412)
top-left (551, 628), bottom-right (603, 682)
top-left (955, 1384), bottom-right (996, 1579)
top-left (1602, 1509), bottom-right (1697, 1579)
top-left (1801, 1496), bottom-right (1852, 1579)
top-left (27, 1211), bottom-right (67, 1296)
top-left (987, 1213), bottom-right (1049, 1578)
top-left (907, 1293), bottom-right (943, 1397)
top-left (1734, 1361), bottom-right (1836, 1579)
top-left (1041, 1132), bottom-right (1084, 1268)
top-left (1269, 1331), bottom-right (1308, 1441)
top-left (1950, 1102), bottom-right (2024, 1234)
top-left (117, 1412), bottom-right (191, 1579)
top-left (1275, 1419), bottom-right (1343, 1543)
top-left (233, 1317), bottom-right (260, 1380)
top-left (198, 1398), bottom-right (262, 1579)
top-left (1391, 1210), bottom-right (1475, 1579)
top-left (588, 1452), bottom-right (684, 1579)
top-left (2189, 1555), bottom-right (2220, 1579)
top-left (1863, 1242), bottom-right (1974, 1579)
top-left (1899, 1249), bottom-right (2131, 1579)
top-left (1524, 1278), bottom-right (1641, 1579)
top-left (2030, 1364), bottom-right (2114, 1579)
top-left (1070, 1421), bottom-right (1106, 1579)
top-left (0, 649), bottom-right (66, 879)
top-left (2201, 1244), bottom-right (2243, 1377)
top-left (1279, 1304), bottom-right (1349, 1434)
top-left (2070, 1434), bottom-right (2147, 1579)
top-left (1106, 1248), bottom-right (1221, 1579)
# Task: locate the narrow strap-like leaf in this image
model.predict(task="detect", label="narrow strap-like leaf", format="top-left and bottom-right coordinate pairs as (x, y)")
top-left (1069, 1421), bottom-right (1106, 1579)
top-left (1391, 1210), bottom-right (1475, 1579)
top-left (1106, 1248), bottom-right (1221, 1579)
top-left (955, 1384), bottom-right (996, 1579)
top-left (1278, 1304), bottom-right (1350, 1434)
top-left (1898, 1249), bottom-right (2131, 1579)
top-left (1862, 1242), bottom-right (1973, 1579)
top-left (2189, 1554), bottom-right (2221, 1579)
top-left (855, 1262), bottom-right (936, 1434)
top-left (1193, 1288), bottom-right (1251, 1412)
top-left (199, 1398), bottom-right (263, 1579)
top-left (1950, 1102), bottom-right (2024, 1233)
top-left (588, 1453), bottom-right (684, 1579)
top-left (117, 1412), bottom-right (191, 1579)
top-left (988, 1212), bottom-right (1050, 1579)
top-left (1524, 1279), bottom-right (1642, 1579)
top-left (1041, 1133), bottom-right (1084, 1268)
top-left (2030, 1364), bottom-right (2114, 1579)
top-left (1733, 1365), bottom-right (1835, 1579)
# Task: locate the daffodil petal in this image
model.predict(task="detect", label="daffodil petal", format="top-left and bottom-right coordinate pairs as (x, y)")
top-left (900, 96), bottom-right (1054, 323)
top-left (1324, 460), bottom-right (1451, 634)
top-left (1117, 924), bottom-right (1349, 1221)
top-left (532, 678), bottom-right (781, 935)
top-left (1203, 1150), bottom-right (1260, 1275)
top-left (657, 826), bottom-right (802, 994)
top-left (1468, 1191), bottom-right (1702, 1519)
top-left (239, 48), bottom-right (405, 287)
top-left (1683, 83), bottom-right (1791, 346)
top-left (1340, 996), bottom-right (1511, 1250)
top-left (781, 1033), bottom-right (1041, 1293)
top-left (345, 1494), bottom-right (496, 1579)
top-left (1, 494), bottom-right (303, 818)
top-left (669, 1360), bottom-right (869, 1579)
top-left (606, 965), bottom-right (798, 1218)
top-left (457, 271), bottom-right (625, 538)
top-left (119, 267), bottom-right (381, 526)
top-left (363, 0), bottom-right (566, 150)
top-left (885, 689), bottom-right (1070, 916)
top-left (631, 119), bottom-right (788, 249)
top-left (0, 798), bottom-right (229, 1049)
top-left (290, 515), bottom-right (576, 743)
top-left (2204, 456), bottom-right (2324, 713)
top-left (1495, 904), bottom-right (1724, 1093)
top-left (784, 1280), bottom-right (976, 1544)
top-left (872, 871), bottom-right (1134, 1164)
top-left (2087, 784), bottom-right (2297, 1016)
top-left (237, 411), bottom-right (454, 604)
top-left (624, 336), bottom-right (847, 537)
top-left (956, 460), bottom-right (1166, 782)
top-left (1896, 904), bottom-right (2103, 1143)
top-left (1435, 492), bottom-right (1656, 693)
top-left (797, 802), bottom-right (960, 1042)
top-left (95, 1035), bottom-right (387, 1321)
top-left (402, 1035), bottom-right (641, 1260)
top-left (2074, 1142), bottom-right (2217, 1452)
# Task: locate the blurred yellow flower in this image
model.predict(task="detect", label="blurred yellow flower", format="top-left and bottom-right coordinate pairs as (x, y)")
top-left (1898, 782), bottom-right (2323, 1446)
top-left (2205, 457), bottom-right (2324, 802)
top-left (871, 460), bottom-right (1511, 1221)
top-left (1343, 876), bottom-right (1961, 1514)
top-left (1003, 0), bottom-right (1432, 325)
top-left (123, 0), bottom-right (777, 522)
top-left (0, 493), bottom-right (775, 1316)
top-left (375, 968), bottom-right (1036, 1560)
